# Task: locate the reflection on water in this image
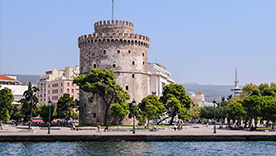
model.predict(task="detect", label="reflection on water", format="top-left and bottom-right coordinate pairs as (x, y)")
top-left (0, 141), bottom-right (276, 155)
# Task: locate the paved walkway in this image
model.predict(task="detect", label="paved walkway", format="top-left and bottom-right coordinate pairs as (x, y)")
top-left (1, 124), bottom-right (276, 136)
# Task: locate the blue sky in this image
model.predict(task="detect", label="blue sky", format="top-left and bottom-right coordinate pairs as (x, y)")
top-left (1, 0), bottom-right (275, 85)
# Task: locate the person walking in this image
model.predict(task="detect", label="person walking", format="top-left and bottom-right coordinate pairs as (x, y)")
top-left (174, 124), bottom-right (177, 131)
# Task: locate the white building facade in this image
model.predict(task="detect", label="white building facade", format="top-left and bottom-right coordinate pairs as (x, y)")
top-left (148, 63), bottom-right (175, 98)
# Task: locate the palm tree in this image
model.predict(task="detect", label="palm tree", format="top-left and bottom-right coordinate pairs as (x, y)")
top-left (19, 82), bottom-right (39, 130)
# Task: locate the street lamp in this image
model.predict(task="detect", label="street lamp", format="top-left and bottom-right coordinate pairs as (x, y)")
top-left (48, 100), bottom-right (52, 134)
top-left (132, 100), bottom-right (136, 134)
top-left (213, 100), bottom-right (216, 134)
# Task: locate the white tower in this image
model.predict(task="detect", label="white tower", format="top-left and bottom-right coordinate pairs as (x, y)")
top-left (231, 67), bottom-right (242, 97)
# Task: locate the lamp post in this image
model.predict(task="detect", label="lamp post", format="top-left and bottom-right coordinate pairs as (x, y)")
top-left (132, 100), bottom-right (136, 134)
top-left (213, 100), bottom-right (216, 134)
top-left (48, 100), bottom-right (52, 134)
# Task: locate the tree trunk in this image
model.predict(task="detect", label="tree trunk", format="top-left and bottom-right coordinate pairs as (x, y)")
top-left (104, 105), bottom-right (110, 126)
top-left (29, 100), bottom-right (33, 130)
top-left (0, 120), bottom-right (3, 130)
top-left (169, 113), bottom-right (176, 125)
top-left (157, 116), bottom-right (170, 125)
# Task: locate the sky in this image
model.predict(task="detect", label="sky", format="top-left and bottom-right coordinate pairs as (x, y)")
top-left (0, 0), bottom-right (275, 85)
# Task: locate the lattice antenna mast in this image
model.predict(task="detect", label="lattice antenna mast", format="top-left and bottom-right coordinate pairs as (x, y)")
top-left (112, 0), bottom-right (114, 20)
top-left (234, 66), bottom-right (239, 87)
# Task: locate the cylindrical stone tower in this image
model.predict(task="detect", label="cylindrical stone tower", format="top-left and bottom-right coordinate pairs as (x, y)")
top-left (78, 20), bottom-right (150, 125)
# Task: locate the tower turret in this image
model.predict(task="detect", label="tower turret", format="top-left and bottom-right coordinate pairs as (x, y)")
top-left (78, 20), bottom-right (150, 125)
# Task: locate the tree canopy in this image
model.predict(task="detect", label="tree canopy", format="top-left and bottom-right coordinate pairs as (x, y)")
top-left (19, 82), bottom-right (39, 129)
top-left (0, 86), bottom-right (14, 130)
top-left (56, 93), bottom-right (78, 120)
top-left (160, 84), bottom-right (192, 124)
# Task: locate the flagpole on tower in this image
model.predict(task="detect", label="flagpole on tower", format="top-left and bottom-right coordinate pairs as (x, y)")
top-left (112, 0), bottom-right (114, 20)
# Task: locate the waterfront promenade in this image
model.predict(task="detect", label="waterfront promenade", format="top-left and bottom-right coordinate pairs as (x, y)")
top-left (1, 124), bottom-right (276, 141)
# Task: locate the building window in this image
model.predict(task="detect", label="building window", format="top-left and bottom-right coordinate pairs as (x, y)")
top-left (94, 64), bottom-right (96, 68)
top-left (143, 61), bottom-right (145, 65)
top-left (67, 89), bottom-right (69, 93)
top-left (84, 103), bottom-right (86, 107)
top-left (103, 50), bottom-right (106, 54)
top-left (128, 50), bottom-right (131, 54)
top-left (117, 50), bottom-right (120, 53)
top-left (61, 89), bottom-right (63, 93)
top-left (48, 85), bottom-right (50, 88)
top-left (132, 61), bottom-right (135, 65)
top-left (132, 74), bottom-right (135, 78)
top-left (61, 83), bottom-right (63, 86)
top-left (113, 64), bottom-right (116, 68)
top-left (142, 53), bottom-right (144, 56)
top-left (72, 89), bottom-right (74, 93)
top-left (52, 84), bottom-right (58, 87)
top-left (126, 86), bottom-right (129, 90)
top-left (93, 113), bottom-right (96, 118)
top-left (67, 83), bottom-right (69, 87)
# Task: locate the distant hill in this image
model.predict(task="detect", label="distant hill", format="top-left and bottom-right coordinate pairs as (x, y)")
top-left (4, 74), bottom-right (41, 84)
top-left (182, 84), bottom-right (237, 102)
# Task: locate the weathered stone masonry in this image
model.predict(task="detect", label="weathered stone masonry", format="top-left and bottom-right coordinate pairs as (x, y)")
top-left (78, 20), bottom-right (150, 125)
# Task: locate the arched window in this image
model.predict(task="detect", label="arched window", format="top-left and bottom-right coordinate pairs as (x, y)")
top-left (94, 64), bottom-right (96, 68)
top-left (142, 53), bottom-right (144, 56)
top-left (113, 64), bottom-right (116, 68)
top-left (126, 86), bottom-right (129, 90)
top-left (103, 50), bottom-right (106, 54)
top-left (117, 50), bottom-right (120, 53)
top-left (132, 61), bottom-right (135, 65)
top-left (128, 50), bottom-right (131, 54)
top-left (132, 74), bottom-right (135, 78)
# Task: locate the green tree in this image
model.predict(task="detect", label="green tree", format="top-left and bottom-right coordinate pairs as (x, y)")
top-left (160, 84), bottom-right (192, 124)
top-left (19, 82), bottom-right (39, 130)
top-left (38, 105), bottom-right (55, 123)
top-left (0, 86), bottom-right (14, 130)
top-left (110, 103), bottom-right (128, 127)
top-left (139, 95), bottom-right (166, 125)
top-left (73, 68), bottom-right (130, 125)
top-left (260, 96), bottom-right (276, 125)
top-left (190, 103), bottom-right (200, 122)
top-left (56, 93), bottom-right (77, 120)
top-left (242, 95), bottom-right (261, 127)
top-left (227, 102), bottom-right (246, 123)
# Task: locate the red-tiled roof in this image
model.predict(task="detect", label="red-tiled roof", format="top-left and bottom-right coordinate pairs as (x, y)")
top-left (196, 92), bottom-right (203, 94)
top-left (0, 74), bottom-right (17, 81)
top-left (192, 98), bottom-right (198, 100)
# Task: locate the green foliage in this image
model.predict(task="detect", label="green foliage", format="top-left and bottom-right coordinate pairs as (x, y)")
top-left (19, 82), bottom-right (39, 124)
top-left (260, 96), bottom-right (276, 122)
top-left (200, 106), bottom-right (227, 120)
top-left (128, 102), bottom-right (143, 121)
top-left (74, 68), bottom-right (130, 125)
top-left (0, 86), bottom-right (14, 129)
top-left (227, 102), bottom-right (246, 121)
top-left (56, 93), bottom-right (77, 119)
top-left (190, 103), bottom-right (200, 121)
top-left (110, 103), bottom-right (128, 125)
top-left (160, 84), bottom-right (192, 123)
top-left (137, 95), bottom-right (166, 122)
top-left (242, 95), bottom-right (261, 119)
top-left (38, 105), bottom-right (55, 123)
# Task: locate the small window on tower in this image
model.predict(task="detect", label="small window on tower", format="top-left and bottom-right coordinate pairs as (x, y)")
top-left (142, 53), bottom-right (144, 56)
top-left (126, 86), bottom-right (129, 90)
top-left (143, 61), bottom-right (145, 65)
top-left (132, 61), bottom-right (135, 65)
top-left (128, 50), bottom-right (131, 54)
top-left (103, 50), bottom-right (106, 54)
top-left (94, 64), bottom-right (96, 68)
top-left (93, 113), bottom-right (96, 118)
top-left (117, 50), bottom-right (120, 53)
top-left (113, 64), bottom-right (116, 68)
top-left (132, 74), bottom-right (135, 78)
top-left (84, 103), bottom-right (86, 107)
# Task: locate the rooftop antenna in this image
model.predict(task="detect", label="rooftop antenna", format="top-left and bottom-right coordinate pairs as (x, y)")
top-left (234, 66), bottom-right (239, 87)
top-left (112, 0), bottom-right (114, 20)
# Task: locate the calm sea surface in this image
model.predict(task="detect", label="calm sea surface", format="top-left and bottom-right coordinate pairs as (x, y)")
top-left (0, 141), bottom-right (276, 155)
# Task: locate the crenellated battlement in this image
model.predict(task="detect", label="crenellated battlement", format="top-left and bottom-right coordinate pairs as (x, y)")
top-left (78, 32), bottom-right (150, 48)
top-left (94, 20), bottom-right (134, 34)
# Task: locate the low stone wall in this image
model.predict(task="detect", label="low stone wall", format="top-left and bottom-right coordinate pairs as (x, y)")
top-left (0, 135), bottom-right (276, 142)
